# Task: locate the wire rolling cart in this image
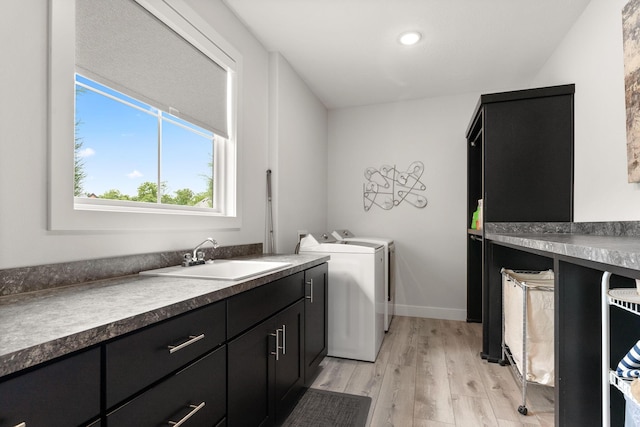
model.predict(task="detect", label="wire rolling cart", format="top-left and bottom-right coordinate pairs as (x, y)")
top-left (499, 268), bottom-right (555, 416)
top-left (601, 271), bottom-right (640, 427)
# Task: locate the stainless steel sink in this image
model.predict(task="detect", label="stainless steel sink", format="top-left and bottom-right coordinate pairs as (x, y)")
top-left (140, 260), bottom-right (292, 281)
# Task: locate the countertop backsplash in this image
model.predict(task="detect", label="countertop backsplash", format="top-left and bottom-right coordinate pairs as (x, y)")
top-left (0, 243), bottom-right (263, 298)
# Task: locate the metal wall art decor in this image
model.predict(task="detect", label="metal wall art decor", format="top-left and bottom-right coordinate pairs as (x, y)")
top-left (623, 0), bottom-right (640, 182)
top-left (363, 161), bottom-right (428, 211)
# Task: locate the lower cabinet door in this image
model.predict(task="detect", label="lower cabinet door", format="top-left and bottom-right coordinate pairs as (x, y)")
top-left (228, 318), bottom-right (276, 426)
top-left (275, 300), bottom-right (305, 420)
top-left (304, 263), bottom-right (328, 386)
top-left (227, 301), bottom-right (305, 427)
top-left (0, 347), bottom-right (100, 427)
top-left (107, 346), bottom-right (226, 427)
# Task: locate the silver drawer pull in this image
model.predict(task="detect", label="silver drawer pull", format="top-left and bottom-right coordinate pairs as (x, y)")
top-left (305, 279), bottom-right (314, 303)
top-left (167, 334), bottom-right (205, 354)
top-left (168, 402), bottom-right (206, 426)
top-left (14, 423), bottom-right (26, 427)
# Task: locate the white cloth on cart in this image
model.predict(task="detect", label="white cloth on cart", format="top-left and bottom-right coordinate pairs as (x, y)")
top-left (503, 269), bottom-right (555, 386)
top-left (626, 394), bottom-right (640, 427)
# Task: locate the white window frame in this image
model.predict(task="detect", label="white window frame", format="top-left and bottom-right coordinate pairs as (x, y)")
top-left (49, 0), bottom-right (242, 231)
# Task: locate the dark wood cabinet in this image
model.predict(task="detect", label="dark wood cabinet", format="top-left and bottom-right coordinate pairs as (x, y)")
top-left (466, 85), bottom-right (575, 226)
top-left (481, 91), bottom-right (574, 222)
top-left (274, 301), bottom-right (305, 420)
top-left (107, 346), bottom-right (226, 427)
top-left (105, 300), bottom-right (226, 409)
top-left (0, 347), bottom-right (100, 427)
top-left (228, 313), bottom-right (276, 426)
top-left (465, 85), bottom-right (574, 356)
top-left (1, 263), bottom-right (327, 427)
top-left (227, 300), bottom-right (305, 426)
top-left (303, 263), bottom-right (328, 387)
top-left (227, 272), bottom-right (304, 339)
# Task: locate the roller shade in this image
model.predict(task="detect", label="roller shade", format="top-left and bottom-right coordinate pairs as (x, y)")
top-left (76, 0), bottom-right (228, 138)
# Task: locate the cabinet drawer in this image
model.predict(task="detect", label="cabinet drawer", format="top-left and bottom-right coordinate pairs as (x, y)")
top-left (227, 272), bottom-right (304, 338)
top-left (107, 346), bottom-right (226, 427)
top-left (106, 301), bottom-right (225, 408)
top-left (0, 347), bottom-right (100, 427)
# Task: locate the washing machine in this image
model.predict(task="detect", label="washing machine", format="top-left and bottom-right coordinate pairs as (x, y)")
top-left (332, 229), bottom-right (396, 331)
top-left (298, 232), bottom-right (385, 362)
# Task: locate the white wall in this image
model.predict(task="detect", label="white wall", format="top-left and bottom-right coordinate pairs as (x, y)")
top-left (327, 93), bottom-right (479, 320)
top-left (0, 0), bottom-right (271, 268)
top-left (532, 0), bottom-right (640, 221)
top-left (4, 0), bottom-right (633, 323)
top-left (269, 53), bottom-right (328, 254)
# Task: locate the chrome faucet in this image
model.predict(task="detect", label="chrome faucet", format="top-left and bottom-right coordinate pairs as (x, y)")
top-left (193, 237), bottom-right (219, 260)
top-left (183, 237), bottom-right (219, 267)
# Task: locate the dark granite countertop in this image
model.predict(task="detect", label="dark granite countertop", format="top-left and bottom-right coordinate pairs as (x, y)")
top-left (481, 222), bottom-right (640, 273)
top-left (0, 253), bottom-right (328, 377)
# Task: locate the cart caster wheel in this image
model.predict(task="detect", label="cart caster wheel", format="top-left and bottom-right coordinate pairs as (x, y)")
top-left (499, 359), bottom-right (508, 366)
top-left (518, 405), bottom-right (528, 415)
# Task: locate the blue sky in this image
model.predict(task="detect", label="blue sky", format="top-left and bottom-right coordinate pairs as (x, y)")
top-left (75, 75), bottom-right (213, 198)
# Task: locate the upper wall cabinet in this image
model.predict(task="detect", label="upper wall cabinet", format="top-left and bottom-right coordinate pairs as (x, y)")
top-left (466, 84), bottom-right (575, 225)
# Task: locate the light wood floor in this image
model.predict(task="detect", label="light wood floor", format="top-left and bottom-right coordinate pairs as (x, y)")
top-left (310, 316), bottom-right (555, 427)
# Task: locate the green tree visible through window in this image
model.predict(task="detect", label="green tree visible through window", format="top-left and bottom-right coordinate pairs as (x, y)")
top-left (74, 120), bottom-right (87, 197)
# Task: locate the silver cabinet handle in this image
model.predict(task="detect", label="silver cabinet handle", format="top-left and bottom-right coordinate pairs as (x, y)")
top-left (305, 278), bottom-right (314, 303)
top-left (270, 329), bottom-right (280, 361)
top-left (281, 324), bottom-right (286, 356)
top-left (168, 402), bottom-right (206, 426)
top-left (270, 326), bottom-right (286, 360)
top-left (14, 423), bottom-right (26, 427)
top-left (167, 334), bottom-right (205, 354)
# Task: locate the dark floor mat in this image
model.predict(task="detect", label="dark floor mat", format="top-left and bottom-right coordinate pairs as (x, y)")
top-left (281, 388), bottom-right (371, 427)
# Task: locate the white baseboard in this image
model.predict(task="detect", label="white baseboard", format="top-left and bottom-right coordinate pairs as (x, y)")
top-left (393, 304), bottom-right (467, 321)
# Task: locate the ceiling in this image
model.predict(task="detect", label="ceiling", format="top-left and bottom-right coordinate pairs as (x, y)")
top-left (223, 0), bottom-right (592, 109)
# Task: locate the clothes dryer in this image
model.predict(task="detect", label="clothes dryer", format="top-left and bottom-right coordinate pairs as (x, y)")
top-left (332, 229), bottom-right (395, 331)
top-left (298, 233), bottom-right (385, 362)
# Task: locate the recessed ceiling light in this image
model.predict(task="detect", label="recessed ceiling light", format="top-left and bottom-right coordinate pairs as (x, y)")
top-left (399, 31), bottom-right (421, 46)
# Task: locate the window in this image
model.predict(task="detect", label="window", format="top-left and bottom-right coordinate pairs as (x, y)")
top-left (49, 0), bottom-right (242, 231)
top-left (75, 74), bottom-right (217, 209)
